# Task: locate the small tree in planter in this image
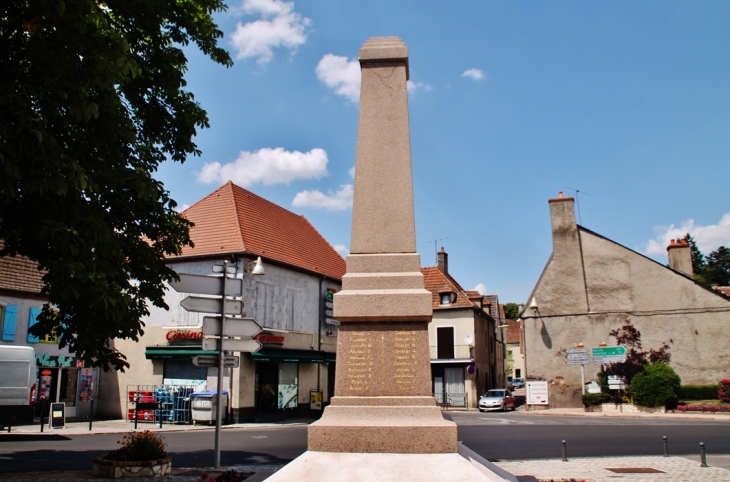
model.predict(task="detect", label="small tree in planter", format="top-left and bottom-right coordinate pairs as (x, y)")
top-left (107, 430), bottom-right (168, 462)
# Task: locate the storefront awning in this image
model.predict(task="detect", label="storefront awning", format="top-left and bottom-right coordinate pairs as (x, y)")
top-left (250, 349), bottom-right (335, 364)
top-left (145, 346), bottom-right (219, 360)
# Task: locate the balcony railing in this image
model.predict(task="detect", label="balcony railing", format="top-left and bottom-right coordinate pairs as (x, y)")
top-left (429, 345), bottom-right (473, 360)
top-left (433, 392), bottom-right (468, 408)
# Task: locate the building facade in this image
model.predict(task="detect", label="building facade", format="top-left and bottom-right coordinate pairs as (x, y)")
top-left (98, 182), bottom-right (345, 422)
top-left (0, 243), bottom-right (99, 420)
top-left (521, 193), bottom-right (730, 407)
top-left (422, 249), bottom-right (501, 409)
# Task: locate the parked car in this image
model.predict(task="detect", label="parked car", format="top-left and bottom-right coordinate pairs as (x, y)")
top-left (509, 378), bottom-right (525, 390)
top-left (478, 389), bottom-right (516, 412)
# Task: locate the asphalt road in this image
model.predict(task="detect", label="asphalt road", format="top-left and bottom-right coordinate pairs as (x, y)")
top-left (1, 413), bottom-right (728, 473)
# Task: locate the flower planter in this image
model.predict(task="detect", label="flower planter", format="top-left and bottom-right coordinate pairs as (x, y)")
top-left (601, 403), bottom-right (665, 414)
top-left (92, 457), bottom-right (172, 479)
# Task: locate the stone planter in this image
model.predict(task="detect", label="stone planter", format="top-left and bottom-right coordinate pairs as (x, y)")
top-left (601, 403), bottom-right (665, 414)
top-left (584, 404), bottom-right (602, 412)
top-left (92, 457), bottom-right (172, 479)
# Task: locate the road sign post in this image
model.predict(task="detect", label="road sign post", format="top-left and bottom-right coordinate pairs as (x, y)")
top-left (566, 348), bottom-right (591, 394)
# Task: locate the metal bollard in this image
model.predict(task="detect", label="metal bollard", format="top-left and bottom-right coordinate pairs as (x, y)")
top-left (700, 442), bottom-right (708, 467)
top-left (562, 440), bottom-right (568, 462)
top-left (663, 435), bottom-right (669, 457)
top-left (89, 398), bottom-right (94, 431)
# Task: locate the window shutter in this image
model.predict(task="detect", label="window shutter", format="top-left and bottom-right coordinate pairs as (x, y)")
top-left (27, 307), bottom-right (41, 343)
top-left (1, 305), bottom-right (18, 341)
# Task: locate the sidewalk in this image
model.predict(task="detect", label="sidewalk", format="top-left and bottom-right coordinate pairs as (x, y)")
top-left (519, 405), bottom-right (730, 422)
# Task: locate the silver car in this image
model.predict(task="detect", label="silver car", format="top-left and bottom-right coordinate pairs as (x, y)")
top-left (478, 389), bottom-right (516, 412)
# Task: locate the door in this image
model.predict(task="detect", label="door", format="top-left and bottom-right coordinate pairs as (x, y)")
top-left (444, 367), bottom-right (465, 406)
top-left (255, 362), bottom-right (278, 413)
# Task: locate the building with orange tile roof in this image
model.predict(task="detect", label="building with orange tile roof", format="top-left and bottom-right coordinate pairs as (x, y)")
top-left (99, 183), bottom-right (345, 422)
top-left (421, 248), bottom-right (506, 409)
top-left (0, 242), bottom-right (99, 421)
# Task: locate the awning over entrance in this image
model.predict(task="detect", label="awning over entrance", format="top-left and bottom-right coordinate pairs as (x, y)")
top-left (250, 349), bottom-right (335, 364)
top-left (145, 346), bottom-right (219, 360)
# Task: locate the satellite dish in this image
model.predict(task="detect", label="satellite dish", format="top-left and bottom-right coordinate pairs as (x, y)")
top-left (463, 333), bottom-right (473, 346)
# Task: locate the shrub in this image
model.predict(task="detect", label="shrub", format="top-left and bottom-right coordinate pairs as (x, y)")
top-left (107, 430), bottom-right (167, 461)
top-left (719, 379), bottom-right (730, 403)
top-left (630, 364), bottom-right (681, 408)
top-left (678, 384), bottom-right (719, 401)
top-left (581, 393), bottom-right (605, 407)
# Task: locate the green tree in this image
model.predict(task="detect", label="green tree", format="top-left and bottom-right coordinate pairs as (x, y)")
top-left (1, 0), bottom-right (232, 370)
top-left (629, 363), bottom-right (681, 408)
top-left (685, 233), bottom-right (708, 284)
top-left (602, 320), bottom-right (671, 386)
top-left (704, 246), bottom-right (730, 286)
top-left (504, 302), bottom-right (520, 320)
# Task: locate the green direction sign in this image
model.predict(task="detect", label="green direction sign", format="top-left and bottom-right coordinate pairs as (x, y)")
top-left (325, 291), bottom-right (334, 302)
top-left (592, 346), bottom-right (626, 357)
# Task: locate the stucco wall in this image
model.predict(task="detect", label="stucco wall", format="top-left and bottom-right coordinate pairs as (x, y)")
top-left (524, 229), bottom-right (730, 408)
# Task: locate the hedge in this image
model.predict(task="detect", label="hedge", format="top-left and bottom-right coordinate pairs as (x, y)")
top-left (581, 393), bottom-right (605, 407)
top-left (678, 384), bottom-right (719, 401)
top-left (630, 364), bottom-right (681, 408)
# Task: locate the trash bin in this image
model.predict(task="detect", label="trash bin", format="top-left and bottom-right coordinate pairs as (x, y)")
top-left (190, 390), bottom-right (228, 425)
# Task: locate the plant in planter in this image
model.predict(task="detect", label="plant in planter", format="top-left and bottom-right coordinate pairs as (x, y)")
top-left (93, 430), bottom-right (172, 479)
top-left (630, 363), bottom-right (681, 409)
top-left (581, 393), bottom-right (605, 411)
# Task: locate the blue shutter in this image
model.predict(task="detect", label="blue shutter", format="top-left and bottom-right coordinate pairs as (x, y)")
top-left (27, 307), bottom-right (41, 343)
top-left (1, 305), bottom-right (18, 341)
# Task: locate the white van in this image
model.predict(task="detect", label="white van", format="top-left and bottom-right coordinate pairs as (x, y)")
top-left (0, 345), bottom-right (36, 425)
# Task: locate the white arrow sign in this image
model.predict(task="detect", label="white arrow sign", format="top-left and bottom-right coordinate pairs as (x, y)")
top-left (565, 348), bottom-right (589, 354)
top-left (593, 356), bottom-right (627, 364)
top-left (566, 354), bottom-right (590, 361)
top-left (202, 317), bottom-right (262, 338)
top-left (192, 355), bottom-right (240, 368)
top-left (181, 296), bottom-right (243, 315)
top-left (203, 338), bottom-right (262, 353)
top-left (169, 273), bottom-right (242, 297)
top-left (566, 360), bottom-right (590, 365)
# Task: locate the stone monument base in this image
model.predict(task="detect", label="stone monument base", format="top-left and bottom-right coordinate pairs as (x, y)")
top-left (263, 445), bottom-right (519, 482)
top-left (308, 396), bottom-right (457, 453)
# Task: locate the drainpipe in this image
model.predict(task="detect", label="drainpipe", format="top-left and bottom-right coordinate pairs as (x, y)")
top-left (317, 276), bottom-right (324, 392)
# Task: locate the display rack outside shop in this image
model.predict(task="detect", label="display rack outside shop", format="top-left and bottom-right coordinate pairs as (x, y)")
top-left (127, 385), bottom-right (197, 424)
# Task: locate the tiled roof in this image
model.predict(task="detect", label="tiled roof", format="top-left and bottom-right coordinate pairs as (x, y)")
top-left (0, 241), bottom-right (45, 294)
top-left (176, 182), bottom-right (346, 280)
top-left (505, 319), bottom-right (521, 344)
top-left (421, 266), bottom-right (477, 310)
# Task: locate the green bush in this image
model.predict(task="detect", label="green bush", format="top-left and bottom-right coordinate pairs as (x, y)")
top-left (581, 393), bottom-right (605, 407)
top-left (678, 384), bottom-right (719, 401)
top-left (630, 364), bottom-right (681, 408)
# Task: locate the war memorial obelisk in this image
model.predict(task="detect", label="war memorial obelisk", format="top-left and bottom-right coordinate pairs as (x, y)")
top-left (265, 37), bottom-right (515, 482)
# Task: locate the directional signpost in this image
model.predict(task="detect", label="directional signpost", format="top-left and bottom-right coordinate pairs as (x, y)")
top-left (565, 347), bottom-right (590, 393)
top-left (181, 297), bottom-right (243, 315)
top-left (592, 346), bottom-right (627, 365)
top-left (169, 261), bottom-right (263, 469)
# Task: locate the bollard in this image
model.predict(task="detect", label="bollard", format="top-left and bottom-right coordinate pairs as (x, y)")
top-left (89, 398), bottom-right (94, 431)
top-left (700, 442), bottom-right (708, 467)
top-left (663, 435), bottom-right (669, 457)
top-left (39, 398), bottom-right (46, 433)
top-left (562, 440), bottom-right (568, 462)
top-left (134, 395), bottom-right (139, 430)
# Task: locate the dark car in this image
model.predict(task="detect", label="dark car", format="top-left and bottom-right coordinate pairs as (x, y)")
top-left (509, 378), bottom-right (525, 390)
top-left (478, 389), bottom-right (516, 412)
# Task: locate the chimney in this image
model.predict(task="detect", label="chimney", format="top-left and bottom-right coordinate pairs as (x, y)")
top-left (667, 238), bottom-right (694, 277)
top-left (546, 191), bottom-right (589, 314)
top-left (437, 247), bottom-right (448, 275)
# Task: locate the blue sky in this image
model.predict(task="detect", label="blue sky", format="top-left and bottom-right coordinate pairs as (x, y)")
top-left (158, 0), bottom-right (730, 304)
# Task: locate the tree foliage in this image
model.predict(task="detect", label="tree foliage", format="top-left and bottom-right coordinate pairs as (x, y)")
top-left (602, 320), bottom-right (671, 385)
top-left (629, 363), bottom-right (681, 408)
top-left (503, 302), bottom-right (520, 320)
top-left (686, 233), bottom-right (730, 287)
top-left (0, 0), bottom-right (232, 370)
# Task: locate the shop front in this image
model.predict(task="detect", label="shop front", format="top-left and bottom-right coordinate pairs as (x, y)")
top-left (35, 355), bottom-right (99, 419)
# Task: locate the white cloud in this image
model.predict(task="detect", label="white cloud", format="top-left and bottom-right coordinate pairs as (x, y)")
top-left (407, 80), bottom-right (433, 95)
top-left (292, 184), bottom-right (353, 211)
top-left (175, 203), bottom-right (190, 213)
top-left (316, 54), bottom-right (361, 103)
top-left (644, 213), bottom-right (730, 255)
top-left (462, 68), bottom-right (485, 81)
top-left (230, 0), bottom-right (310, 64)
top-left (333, 244), bottom-right (349, 257)
top-left (473, 283), bottom-right (488, 295)
top-left (348, 166), bottom-right (355, 178)
top-left (197, 147), bottom-right (328, 186)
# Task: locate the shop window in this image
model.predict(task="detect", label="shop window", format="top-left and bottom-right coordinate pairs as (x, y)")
top-left (163, 359), bottom-right (207, 388)
top-left (278, 363), bottom-right (298, 409)
top-left (27, 307), bottom-right (41, 343)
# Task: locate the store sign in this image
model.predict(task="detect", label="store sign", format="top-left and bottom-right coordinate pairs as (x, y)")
top-left (166, 329), bottom-right (204, 342)
top-left (35, 354), bottom-right (82, 368)
top-left (254, 332), bottom-right (285, 344)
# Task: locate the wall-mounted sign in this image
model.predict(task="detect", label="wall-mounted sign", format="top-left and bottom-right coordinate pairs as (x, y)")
top-left (166, 330), bottom-right (204, 342)
top-left (310, 390), bottom-right (323, 410)
top-left (254, 332), bottom-right (285, 344)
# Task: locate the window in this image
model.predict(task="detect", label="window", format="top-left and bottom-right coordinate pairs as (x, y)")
top-left (1, 305), bottom-right (17, 341)
top-left (27, 307), bottom-right (41, 343)
top-left (436, 326), bottom-right (455, 359)
top-left (439, 292), bottom-right (453, 306)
